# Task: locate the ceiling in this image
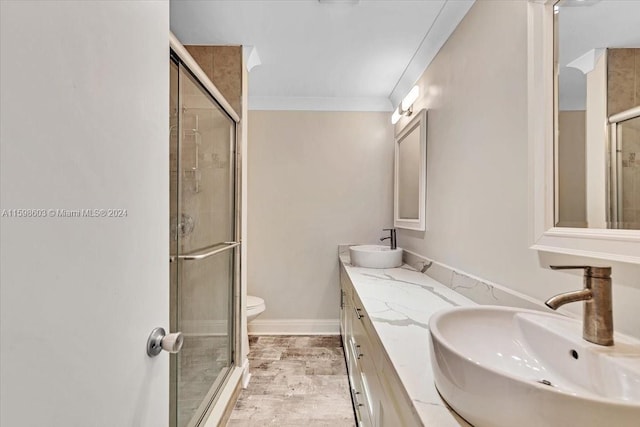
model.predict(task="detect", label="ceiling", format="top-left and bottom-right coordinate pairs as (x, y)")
top-left (170, 0), bottom-right (474, 111)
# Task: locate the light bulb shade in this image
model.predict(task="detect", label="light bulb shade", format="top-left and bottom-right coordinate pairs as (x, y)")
top-left (391, 108), bottom-right (401, 124)
top-left (401, 85), bottom-right (420, 111)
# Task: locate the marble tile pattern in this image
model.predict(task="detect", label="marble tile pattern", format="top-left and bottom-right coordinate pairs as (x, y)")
top-left (185, 45), bottom-right (242, 115)
top-left (608, 48), bottom-right (640, 117)
top-left (400, 249), bottom-right (550, 312)
top-left (337, 246), bottom-right (474, 426)
top-left (335, 245), bottom-right (570, 425)
top-left (226, 336), bottom-right (355, 426)
top-left (337, 245), bottom-right (548, 312)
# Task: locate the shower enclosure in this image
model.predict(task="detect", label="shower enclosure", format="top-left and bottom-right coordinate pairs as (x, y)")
top-left (609, 106), bottom-right (640, 230)
top-left (169, 44), bottom-right (239, 427)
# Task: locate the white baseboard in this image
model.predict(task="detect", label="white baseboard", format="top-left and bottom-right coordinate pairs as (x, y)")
top-left (248, 318), bottom-right (340, 335)
top-left (241, 358), bottom-right (251, 389)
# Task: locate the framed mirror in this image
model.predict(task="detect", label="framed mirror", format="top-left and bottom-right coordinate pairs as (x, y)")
top-left (394, 109), bottom-right (427, 231)
top-left (527, 0), bottom-right (640, 263)
top-left (554, 0), bottom-right (640, 230)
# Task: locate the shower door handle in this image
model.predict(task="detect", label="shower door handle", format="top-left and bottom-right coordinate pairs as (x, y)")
top-left (174, 241), bottom-right (240, 262)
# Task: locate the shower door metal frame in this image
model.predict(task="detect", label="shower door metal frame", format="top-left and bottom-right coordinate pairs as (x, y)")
top-left (608, 105), bottom-right (640, 229)
top-left (169, 31), bottom-right (242, 427)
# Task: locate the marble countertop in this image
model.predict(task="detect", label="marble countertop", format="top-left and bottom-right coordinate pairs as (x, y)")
top-left (339, 250), bottom-right (475, 426)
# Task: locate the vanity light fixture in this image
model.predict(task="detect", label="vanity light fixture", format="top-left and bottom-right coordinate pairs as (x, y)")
top-left (391, 108), bottom-right (402, 125)
top-left (391, 85), bottom-right (420, 124)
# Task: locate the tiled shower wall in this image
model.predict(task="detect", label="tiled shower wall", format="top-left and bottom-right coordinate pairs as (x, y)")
top-left (179, 45), bottom-right (243, 334)
top-left (608, 48), bottom-right (640, 116)
top-left (608, 49), bottom-right (640, 228)
top-left (185, 45), bottom-right (242, 115)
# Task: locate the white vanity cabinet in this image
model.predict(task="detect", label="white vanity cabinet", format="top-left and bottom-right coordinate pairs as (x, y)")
top-left (340, 264), bottom-right (422, 427)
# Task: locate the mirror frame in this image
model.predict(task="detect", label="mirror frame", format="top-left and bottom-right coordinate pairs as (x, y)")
top-left (527, 0), bottom-right (640, 264)
top-left (394, 108), bottom-right (427, 231)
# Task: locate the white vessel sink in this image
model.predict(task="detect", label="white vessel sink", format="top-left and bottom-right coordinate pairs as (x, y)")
top-left (349, 245), bottom-right (403, 269)
top-left (429, 306), bottom-right (640, 427)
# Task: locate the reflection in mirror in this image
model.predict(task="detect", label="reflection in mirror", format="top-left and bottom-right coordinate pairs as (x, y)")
top-left (611, 111), bottom-right (640, 229)
top-left (554, 0), bottom-right (640, 230)
top-left (394, 109), bottom-right (427, 231)
top-left (398, 127), bottom-right (420, 219)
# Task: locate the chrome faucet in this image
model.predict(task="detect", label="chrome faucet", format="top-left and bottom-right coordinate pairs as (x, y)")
top-left (380, 228), bottom-right (397, 250)
top-left (545, 266), bottom-right (613, 346)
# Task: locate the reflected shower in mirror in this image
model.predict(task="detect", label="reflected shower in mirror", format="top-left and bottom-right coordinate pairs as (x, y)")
top-left (554, 0), bottom-right (640, 229)
top-left (394, 109), bottom-right (427, 231)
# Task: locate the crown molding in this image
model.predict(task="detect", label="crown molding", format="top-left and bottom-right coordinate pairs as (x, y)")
top-left (249, 96), bottom-right (393, 112)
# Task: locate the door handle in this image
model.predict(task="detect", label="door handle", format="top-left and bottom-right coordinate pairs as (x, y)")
top-left (354, 306), bottom-right (364, 320)
top-left (146, 327), bottom-right (184, 357)
top-left (350, 387), bottom-right (364, 408)
top-left (176, 242), bottom-right (240, 261)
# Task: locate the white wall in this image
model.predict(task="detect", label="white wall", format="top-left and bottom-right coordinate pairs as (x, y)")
top-left (247, 111), bottom-right (393, 331)
top-left (1, 1), bottom-right (170, 425)
top-left (585, 54), bottom-right (608, 228)
top-left (395, 0), bottom-right (640, 338)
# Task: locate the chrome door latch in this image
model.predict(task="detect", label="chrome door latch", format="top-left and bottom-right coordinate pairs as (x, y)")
top-left (146, 327), bottom-right (184, 357)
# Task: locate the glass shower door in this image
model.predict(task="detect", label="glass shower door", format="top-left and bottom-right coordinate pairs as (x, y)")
top-left (609, 112), bottom-right (640, 230)
top-left (170, 56), bottom-right (237, 427)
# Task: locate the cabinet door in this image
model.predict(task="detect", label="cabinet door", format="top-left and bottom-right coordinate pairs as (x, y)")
top-left (340, 267), bottom-right (353, 353)
top-left (351, 308), bottom-right (380, 425)
top-left (348, 337), bottom-right (372, 426)
top-left (377, 393), bottom-right (403, 427)
top-left (342, 270), bottom-right (419, 427)
top-left (379, 358), bottom-right (423, 427)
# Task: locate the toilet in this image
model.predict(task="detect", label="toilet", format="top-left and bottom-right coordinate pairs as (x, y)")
top-left (246, 295), bottom-right (266, 323)
top-left (243, 295), bottom-right (266, 388)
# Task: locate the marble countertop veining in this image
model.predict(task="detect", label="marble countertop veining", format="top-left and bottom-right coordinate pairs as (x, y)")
top-left (339, 250), bottom-right (475, 426)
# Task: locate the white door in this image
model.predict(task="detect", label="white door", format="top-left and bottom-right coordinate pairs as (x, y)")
top-left (0, 2), bottom-right (170, 426)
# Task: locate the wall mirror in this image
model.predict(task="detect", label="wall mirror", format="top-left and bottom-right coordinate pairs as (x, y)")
top-left (394, 109), bottom-right (427, 231)
top-left (554, 0), bottom-right (640, 230)
top-left (528, 0), bottom-right (640, 263)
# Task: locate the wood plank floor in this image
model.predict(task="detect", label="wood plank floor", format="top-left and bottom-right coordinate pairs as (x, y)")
top-left (226, 335), bottom-right (356, 426)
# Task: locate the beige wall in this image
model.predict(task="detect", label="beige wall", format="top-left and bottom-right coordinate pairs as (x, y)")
top-left (247, 111), bottom-right (393, 322)
top-left (557, 111), bottom-right (586, 227)
top-left (395, 0), bottom-right (640, 338)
